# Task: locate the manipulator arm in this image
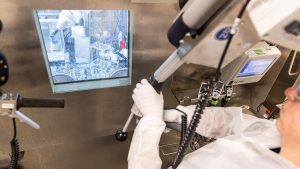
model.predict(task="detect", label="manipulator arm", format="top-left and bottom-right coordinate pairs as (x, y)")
top-left (168, 0), bottom-right (232, 47)
top-left (0, 93), bottom-right (64, 129)
top-left (116, 0), bottom-right (245, 142)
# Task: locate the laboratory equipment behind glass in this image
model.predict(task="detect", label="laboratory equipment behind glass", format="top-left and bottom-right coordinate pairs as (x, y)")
top-left (33, 10), bottom-right (132, 93)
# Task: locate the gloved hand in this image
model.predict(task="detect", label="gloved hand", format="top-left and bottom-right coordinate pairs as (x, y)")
top-left (132, 79), bottom-right (164, 119)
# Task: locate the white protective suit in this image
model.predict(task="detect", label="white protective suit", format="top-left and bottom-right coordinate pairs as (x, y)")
top-left (128, 104), bottom-right (299, 169)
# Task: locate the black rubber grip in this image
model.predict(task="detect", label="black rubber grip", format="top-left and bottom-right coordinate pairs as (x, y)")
top-left (167, 13), bottom-right (190, 48)
top-left (148, 74), bottom-right (163, 93)
top-left (18, 97), bottom-right (65, 109)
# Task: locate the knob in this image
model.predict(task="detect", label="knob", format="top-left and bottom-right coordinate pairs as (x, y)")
top-left (115, 129), bottom-right (128, 142)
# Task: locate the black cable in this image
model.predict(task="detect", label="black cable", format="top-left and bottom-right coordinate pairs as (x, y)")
top-left (9, 118), bottom-right (20, 169)
top-left (237, 0), bottom-right (251, 18)
top-left (175, 108), bottom-right (187, 117)
top-left (176, 108), bottom-right (215, 151)
top-left (216, 33), bottom-right (234, 80)
top-left (180, 115), bottom-right (187, 146)
top-left (215, 0), bottom-right (251, 81)
top-left (172, 80), bottom-right (212, 169)
top-left (178, 110), bottom-right (187, 142)
top-left (171, 89), bottom-right (181, 104)
top-left (175, 108), bottom-right (188, 146)
top-left (12, 118), bottom-right (17, 141)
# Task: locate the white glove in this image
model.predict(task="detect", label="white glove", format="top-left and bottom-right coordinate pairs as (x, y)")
top-left (132, 79), bottom-right (164, 119)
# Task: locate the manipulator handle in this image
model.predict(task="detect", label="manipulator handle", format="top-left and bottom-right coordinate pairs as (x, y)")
top-left (148, 74), bottom-right (164, 93)
top-left (17, 97), bottom-right (65, 109)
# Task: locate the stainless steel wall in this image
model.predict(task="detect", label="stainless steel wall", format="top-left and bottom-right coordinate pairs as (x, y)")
top-left (0, 0), bottom-right (179, 168)
top-left (0, 1), bottom-right (298, 168)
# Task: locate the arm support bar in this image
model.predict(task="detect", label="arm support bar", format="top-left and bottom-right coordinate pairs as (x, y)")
top-left (17, 97), bottom-right (65, 109)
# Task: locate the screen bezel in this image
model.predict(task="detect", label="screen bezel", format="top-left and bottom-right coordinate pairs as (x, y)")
top-left (33, 10), bottom-right (133, 93)
top-left (231, 54), bottom-right (279, 85)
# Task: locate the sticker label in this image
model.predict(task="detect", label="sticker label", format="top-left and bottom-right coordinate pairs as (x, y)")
top-left (215, 26), bottom-right (231, 41)
top-left (253, 48), bottom-right (265, 55)
top-left (1, 103), bottom-right (15, 109)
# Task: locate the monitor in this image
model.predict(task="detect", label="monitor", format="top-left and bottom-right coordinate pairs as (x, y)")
top-left (221, 42), bottom-right (281, 85)
top-left (33, 10), bottom-right (132, 93)
top-left (237, 58), bottom-right (276, 77)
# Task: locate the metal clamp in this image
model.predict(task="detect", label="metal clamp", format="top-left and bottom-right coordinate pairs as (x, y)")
top-left (0, 93), bottom-right (40, 129)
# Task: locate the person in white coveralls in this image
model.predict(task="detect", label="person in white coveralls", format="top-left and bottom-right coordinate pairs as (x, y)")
top-left (128, 79), bottom-right (300, 169)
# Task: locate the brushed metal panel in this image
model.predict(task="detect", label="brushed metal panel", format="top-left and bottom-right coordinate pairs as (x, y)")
top-left (0, 0), bottom-right (178, 168)
top-left (0, 1), bottom-right (293, 168)
top-left (184, 1), bottom-right (260, 69)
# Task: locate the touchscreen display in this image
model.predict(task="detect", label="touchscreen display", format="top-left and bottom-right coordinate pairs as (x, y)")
top-left (238, 58), bottom-right (275, 77)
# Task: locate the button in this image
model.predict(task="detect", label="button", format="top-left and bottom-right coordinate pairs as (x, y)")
top-left (1, 76), bottom-right (6, 81)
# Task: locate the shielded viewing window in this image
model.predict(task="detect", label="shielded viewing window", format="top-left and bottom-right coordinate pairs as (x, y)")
top-left (33, 10), bottom-right (132, 93)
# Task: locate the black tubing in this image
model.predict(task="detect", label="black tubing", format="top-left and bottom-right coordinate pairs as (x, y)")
top-left (9, 139), bottom-right (19, 169)
top-left (215, 0), bottom-right (251, 80)
top-left (180, 115), bottom-right (187, 146)
top-left (172, 80), bottom-right (212, 169)
top-left (17, 97), bottom-right (65, 109)
top-left (9, 118), bottom-right (19, 169)
top-left (174, 108), bottom-right (188, 146)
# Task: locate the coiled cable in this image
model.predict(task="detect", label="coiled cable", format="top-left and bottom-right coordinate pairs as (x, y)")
top-left (172, 80), bottom-right (212, 169)
top-left (180, 115), bottom-right (187, 145)
top-left (176, 108), bottom-right (215, 152)
top-left (9, 118), bottom-right (20, 169)
top-left (174, 108), bottom-right (188, 145)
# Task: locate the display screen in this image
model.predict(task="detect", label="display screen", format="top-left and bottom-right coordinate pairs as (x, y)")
top-left (238, 58), bottom-right (275, 77)
top-left (34, 10), bottom-right (132, 93)
top-left (36, 10), bottom-right (130, 84)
